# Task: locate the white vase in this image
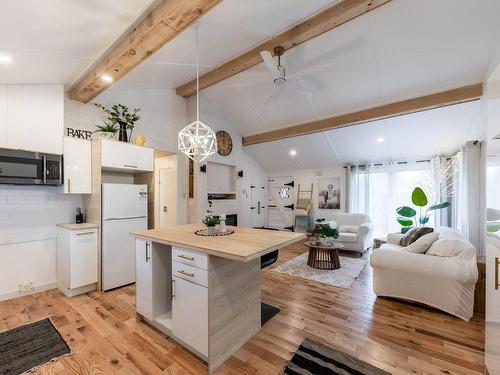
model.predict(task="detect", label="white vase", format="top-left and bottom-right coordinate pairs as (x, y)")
top-left (320, 237), bottom-right (330, 246)
top-left (207, 226), bottom-right (216, 235)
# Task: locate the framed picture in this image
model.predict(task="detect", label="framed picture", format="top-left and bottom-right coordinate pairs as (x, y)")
top-left (318, 177), bottom-right (341, 210)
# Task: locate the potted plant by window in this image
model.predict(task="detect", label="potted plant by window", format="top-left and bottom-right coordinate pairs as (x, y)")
top-left (94, 103), bottom-right (141, 143)
top-left (202, 215), bottom-right (220, 235)
top-left (312, 218), bottom-right (339, 245)
top-left (396, 187), bottom-right (450, 233)
top-left (94, 122), bottom-right (118, 140)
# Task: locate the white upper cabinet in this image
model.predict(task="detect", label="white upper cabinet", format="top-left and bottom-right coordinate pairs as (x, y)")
top-left (101, 139), bottom-right (154, 172)
top-left (0, 85), bottom-right (64, 154)
top-left (63, 137), bottom-right (91, 194)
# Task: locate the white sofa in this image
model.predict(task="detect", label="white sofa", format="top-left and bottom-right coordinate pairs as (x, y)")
top-left (325, 213), bottom-right (373, 254)
top-left (370, 226), bottom-right (478, 321)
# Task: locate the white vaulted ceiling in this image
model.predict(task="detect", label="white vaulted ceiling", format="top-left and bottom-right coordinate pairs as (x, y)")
top-left (0, 0), bottom-right (156, 85)
top-left (244, 101), bottom-right (484, 172)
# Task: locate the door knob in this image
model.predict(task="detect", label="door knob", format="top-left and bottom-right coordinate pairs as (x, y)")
top-left (163, 206), bottom-right (167, 212)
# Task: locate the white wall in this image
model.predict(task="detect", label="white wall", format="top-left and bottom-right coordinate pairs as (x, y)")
top-left (0, 87), bottom-right (187, 300)
top-left (0, 186), bottom-right (81, 300)
top-left (269, 166), bottom-right (346, 225)
top-left (187, 93), bottom-right (267, 226)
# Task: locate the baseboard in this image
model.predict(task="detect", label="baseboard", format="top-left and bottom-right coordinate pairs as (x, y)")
top-left (0, 282), bottom-right (57, 302)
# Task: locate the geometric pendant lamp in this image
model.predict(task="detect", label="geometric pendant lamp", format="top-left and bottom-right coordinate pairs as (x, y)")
top-left (178, 24), bottom-right (217, 162)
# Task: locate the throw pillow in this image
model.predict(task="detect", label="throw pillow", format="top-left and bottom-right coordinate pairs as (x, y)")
top-left (399, 227), bottom-right (434, 247)
top-left (402, 232), bottom-right (439, 253)
top-left (426, 238), bottom-right (475, 257)
top-left (338, 225), bottom-right (359, 233)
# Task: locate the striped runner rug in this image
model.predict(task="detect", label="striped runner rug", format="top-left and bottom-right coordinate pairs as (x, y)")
top-left (284, 338), bottom-right (390, 375)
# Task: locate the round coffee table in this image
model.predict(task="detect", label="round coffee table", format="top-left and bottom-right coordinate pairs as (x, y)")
top-left (305, 241), bottom-right (344, 270)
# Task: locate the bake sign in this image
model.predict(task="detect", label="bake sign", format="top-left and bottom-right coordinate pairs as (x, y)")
top-left (66, 127), bottom-right (93, 140)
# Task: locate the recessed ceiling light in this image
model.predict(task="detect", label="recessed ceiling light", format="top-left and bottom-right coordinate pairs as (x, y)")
top-left (101, 74), bottom-right (113, 83)
top-left (0, 54), bottom-right (12, 64)
top-left (377, 137), bottom-right (384, 143)
top-left (289, 149), bottom-right (297, 156)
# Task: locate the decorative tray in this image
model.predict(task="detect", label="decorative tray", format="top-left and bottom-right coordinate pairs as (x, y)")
top-left (194, 229), bottom-right (235, 237)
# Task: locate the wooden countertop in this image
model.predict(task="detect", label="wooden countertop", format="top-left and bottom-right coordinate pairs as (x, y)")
top-left (130, 224), bottom-right (305, 262)
top-left (57, 223), bottom-right (98, 230)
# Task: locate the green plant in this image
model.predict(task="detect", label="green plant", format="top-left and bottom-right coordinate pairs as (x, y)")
top-left (312, 219), bottom-right (339, 239)
top-left (94, 121), bottom-right (118, 134)
top-left (396, 187), bottom-right (450, 233)
top-left (202, 215), bottom-right (220, 227)
top-left (94, 103), bottom-right (141, 139)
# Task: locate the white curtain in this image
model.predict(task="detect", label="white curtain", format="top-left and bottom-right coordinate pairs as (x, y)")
top-left (456, 141), bottom-right (482, 250)
top-left (347, 165), bottom-right (370, 214)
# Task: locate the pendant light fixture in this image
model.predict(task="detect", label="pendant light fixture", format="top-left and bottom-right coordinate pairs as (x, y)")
top-left (178, 24), bottom-right (217, 162)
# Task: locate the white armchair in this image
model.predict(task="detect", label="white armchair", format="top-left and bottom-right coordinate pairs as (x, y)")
top-left (325, 213), bottom-right (373, 254)
top-left (370, 227), bottom-right (478, 321)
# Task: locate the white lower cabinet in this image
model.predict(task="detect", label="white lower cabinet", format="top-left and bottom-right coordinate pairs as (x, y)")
top-left (56, 226), bottom-right (98, 297)
top-left (136, 239), bottom-right (153, 320)
top-left (172, 275), bottom-right (208, 357)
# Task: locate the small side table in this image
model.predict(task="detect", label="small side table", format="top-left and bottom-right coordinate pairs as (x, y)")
top-left (305, 241), bottom-right (344, 270)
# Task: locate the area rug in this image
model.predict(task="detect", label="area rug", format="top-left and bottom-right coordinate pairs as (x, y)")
top-left (284, 338), bottom-right (390, 375)
top-left (272, 253), bottom-right (367, 289)
top-left (0, 318), bottom-right (71, 374)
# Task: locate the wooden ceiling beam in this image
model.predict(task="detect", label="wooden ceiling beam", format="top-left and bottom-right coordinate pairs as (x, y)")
top-left (175, 0), bottom-right (392, 97)
top-left (242, 83), bottom-right (484, 146)
top-left (68, 0), bottom-right (222, 103)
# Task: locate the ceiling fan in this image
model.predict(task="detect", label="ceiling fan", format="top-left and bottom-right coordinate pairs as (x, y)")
top-left (232, 45), bottom-right (338, 104)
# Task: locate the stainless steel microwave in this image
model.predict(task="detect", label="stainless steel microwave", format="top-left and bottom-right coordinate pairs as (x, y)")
top-left (0, 148), bottom-right (62, 185)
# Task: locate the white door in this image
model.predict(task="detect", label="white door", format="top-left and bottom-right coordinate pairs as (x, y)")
top-left (159, 168), bottom-right (176, 228)
top-left (135, 239), bottom-right (153, 320)
top-left (172, 276), bottom-right (208, 356)
top-left (268, 176), bottom-right (294, 231)
top-left (102, 183), bottom-right (148, 220)
top-left (251, 174), bottom-right (267, 228)
top-left (102, 217), bottom-right (147, 291)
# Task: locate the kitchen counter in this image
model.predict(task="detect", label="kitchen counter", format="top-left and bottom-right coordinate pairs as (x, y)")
top-left (129, 224), bottom-right (305, 372)
top-left (130, 223), bottom-right (304, 262)
top-left (57, 223), bottom-right (98, 230)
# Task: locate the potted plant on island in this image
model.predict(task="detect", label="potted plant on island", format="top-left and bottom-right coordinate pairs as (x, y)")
top-left (312, 218), bottom-right (339, 246)
top-left (396, 187), bottom-right (450, 233)
top-left (94, 103), bottom-right (141, 143)
top-left (202, 215), bottom-right (220, 235)
top-left (94, 122), bottom-right (118, 140)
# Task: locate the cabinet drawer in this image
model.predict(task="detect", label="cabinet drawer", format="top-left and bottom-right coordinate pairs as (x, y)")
top-left (172, 247), bottom-right (207, 270)
top-left (172, 261), bottom-right (207, 288)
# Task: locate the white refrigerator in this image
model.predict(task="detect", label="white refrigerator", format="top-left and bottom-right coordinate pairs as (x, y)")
top-left (102, 183), bottom-right (148, 291)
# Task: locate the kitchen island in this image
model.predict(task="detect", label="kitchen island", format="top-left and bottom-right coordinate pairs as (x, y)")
top-left (130, 224), bottom-right (305, 372)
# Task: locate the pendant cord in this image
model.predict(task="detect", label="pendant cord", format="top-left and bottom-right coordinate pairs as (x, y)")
top-left (196, 24), bottom-right (199, 123)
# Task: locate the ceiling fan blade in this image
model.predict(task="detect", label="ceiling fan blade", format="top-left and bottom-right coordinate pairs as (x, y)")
top-left (287, 58), bottom-right (336, 79)
top-left (264, 85), bottom-right (284, 104)
top-left (231, 81), bottom-right (270, 88)
top-left (287, 82), bottom-right (314, 96)
top-left (260, 51), bottom-right (280, 78)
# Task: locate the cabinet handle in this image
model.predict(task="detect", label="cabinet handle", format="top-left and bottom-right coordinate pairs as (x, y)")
top-left (124, 164), bottom-right (138, 168)
top-left (496, 257), bottom-right (499, 290)
top-left (172, 278), bottom-right (175, 300)
top-left (76, 232), bottom-right (94, 236)
top-left (177, 254), bottom-right (194, 261)
top-left (67, 178), bottom-right (71, 193)
top-left (145, 242), bottom-right (150, 262)
top-left (177, 269), bottom-right (194, 277)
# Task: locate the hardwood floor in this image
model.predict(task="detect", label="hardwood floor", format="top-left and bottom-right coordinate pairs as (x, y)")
top-left (0, 242), bottom-right (484, 374)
